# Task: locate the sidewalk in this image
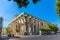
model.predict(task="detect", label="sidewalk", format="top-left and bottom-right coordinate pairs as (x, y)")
top-left (14, 35), bottom-right (41, 38)
top-left (1, 35), bottom-right (43, 38)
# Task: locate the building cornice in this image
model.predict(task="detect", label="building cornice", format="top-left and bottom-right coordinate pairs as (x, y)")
top-left (8, 12), bottom-right (51, 26)
top-left (8, 12), bottom-right (25, 25)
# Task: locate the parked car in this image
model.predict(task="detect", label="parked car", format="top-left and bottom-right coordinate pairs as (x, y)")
top-left (8, 34), bottom-right (14, 37)
top-left (8, 34), bottom-right (11, 37)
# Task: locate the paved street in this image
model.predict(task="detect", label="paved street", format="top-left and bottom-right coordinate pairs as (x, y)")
top-left (1, 35), bottom-right (60, 40)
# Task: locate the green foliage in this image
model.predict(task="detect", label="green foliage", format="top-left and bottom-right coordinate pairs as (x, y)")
top-left (0, 30), bottom-right (2, 33)
top-left (58, 30), bottom-right (60, 32)
top-left (6, 27), bottom-right (12, 34)
top-left (48, 24), bottom-right (58, 32)
top-left (56, 0), bottom-right (60, 18)
top-left (39, 24), bottom-right (58, 32)
top-left (14, 0), bottom-right (29, 8)
top-left (33, 0), bottom-right (40, 4)
top-left (39, 26), bottom-right (51, 31)
top-left (8, 0), bottom-right (40, 8)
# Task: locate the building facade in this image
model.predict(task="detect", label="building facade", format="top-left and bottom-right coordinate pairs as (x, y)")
top-left (0, 17), bottom-right (3, 35)
top-left (2, 27), bottom-right (6, 35)
top-left (7, 12), bottom-right (50, 35)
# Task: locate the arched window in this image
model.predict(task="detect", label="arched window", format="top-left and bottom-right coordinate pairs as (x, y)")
top-left (40, 22), bottom-right (43, 26)
top-left (16, 25), bottom-right (17, 29)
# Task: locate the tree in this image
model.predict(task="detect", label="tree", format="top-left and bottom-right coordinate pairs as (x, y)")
top-left (0, 30), bottom-right (2, 33)
top-left (39, 24), bottom-right (58, 32)
top-left (39, 26), bottom-right (51, 31)
top-left (6, 27), bottom-right (12, 34)
top-left (56, 0), bottom-right (60, 18)
top-left (8, 0), bottom-right (40, 8)
top-left (0, 30), bottom-right (2, 37)
top-left (39, 26), bottom-right (52, 35)
top-left (39, 24), bottom-right (58, 35)
top-left (48, 24), bottom-right (58, 32)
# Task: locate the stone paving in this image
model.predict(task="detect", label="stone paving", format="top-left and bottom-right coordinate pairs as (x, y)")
top-left (2, 35), bottom-right (60, 40)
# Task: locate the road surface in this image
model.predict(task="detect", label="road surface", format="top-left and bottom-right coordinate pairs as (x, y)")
top-left (2, 35), bottom-right (60, 40)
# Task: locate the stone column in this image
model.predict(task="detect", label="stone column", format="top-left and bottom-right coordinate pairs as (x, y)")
top-left (30, 17), bottom-right (34, 35)
top-left (34, 18), bottom-right (38, 35)
top-left (13, 23), bottom-right (15, 35)
top-left (25, 16), bottom-right (29, 35)
top-left (37, 20), bottom-right (39, 35)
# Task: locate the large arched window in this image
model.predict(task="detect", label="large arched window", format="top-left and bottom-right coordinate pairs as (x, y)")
top-left (21, 19), bottom-right (24, 24)
top-left (16, 25), bottom-right (17, 29)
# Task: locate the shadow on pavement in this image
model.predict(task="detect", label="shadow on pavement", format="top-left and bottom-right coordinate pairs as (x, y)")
top-left (1, 36), bottom-right (21, 40)
top-left (0, 37), bottom-right (10, 40)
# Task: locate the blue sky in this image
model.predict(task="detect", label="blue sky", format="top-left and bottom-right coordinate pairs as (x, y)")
top-left (0, 0), bottom-right (60, 28)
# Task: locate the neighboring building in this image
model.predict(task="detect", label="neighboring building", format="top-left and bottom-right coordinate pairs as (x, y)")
top-left (0, 17), bottom-right (3, 34)
top-left (7, 12), bottom-right (50, 36)
top-left (0, 17), bottom-right (3, 37)
top-left (2, 27), bottom-right (6, 35)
